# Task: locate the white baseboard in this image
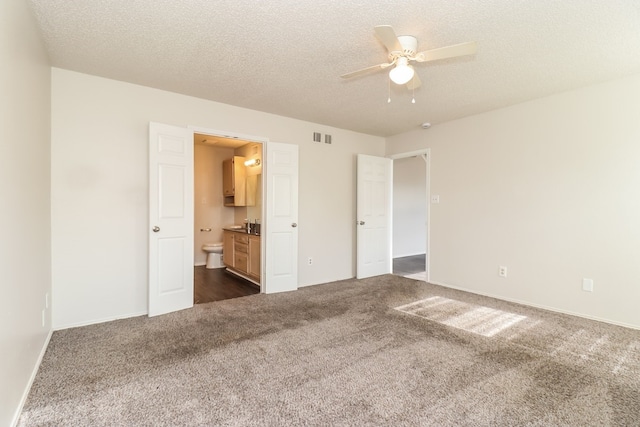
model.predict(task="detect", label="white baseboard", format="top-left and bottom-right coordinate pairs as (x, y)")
top-left (12, 328), bottom-right (53, 427)
top-left (53, 310), bottom-right (148, 331)
top-left (225, 268), bottom-right (260, 287)
top-left (393, 252), bottom-right (426, 259)
top-left (430, 280), bottom-right (640, 331)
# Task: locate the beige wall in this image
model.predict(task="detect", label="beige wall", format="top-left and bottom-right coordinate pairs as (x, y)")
top-left (194, 144), bottom-right (235, 265)
top-left (0, 1), bottom-right (52, 425)
top-left (387, 73), bottom-right (640, 329)
top-left (393, 156), bottom-right (427, 258)
top-left (51, 68), bottom-right (385, 329)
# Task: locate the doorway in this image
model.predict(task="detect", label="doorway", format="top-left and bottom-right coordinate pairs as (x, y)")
top-left (193, 132), bottom-right (263, 304)
top-left (391, 150), bottom-right (430, 281)
top-left (149, 122), bottom-right (299, 316)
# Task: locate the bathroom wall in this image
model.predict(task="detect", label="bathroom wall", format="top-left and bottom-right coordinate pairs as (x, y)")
top-left (194, 143), bottom-right (235, 266)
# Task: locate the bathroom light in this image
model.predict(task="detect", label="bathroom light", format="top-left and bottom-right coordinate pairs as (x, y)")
top-left (389, 57), bottom-right (415, 85)
top-left (244, 158), bottom-right (261, 167)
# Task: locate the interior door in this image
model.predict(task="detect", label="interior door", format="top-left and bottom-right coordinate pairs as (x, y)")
top-left (148, 122), bottom-right (194, 316)
top-left (264, 142), bottom-right (299, 293)
top-left (356, 154), bottom-right (392, 279)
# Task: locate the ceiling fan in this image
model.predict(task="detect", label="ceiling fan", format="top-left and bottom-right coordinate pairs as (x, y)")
top-left (341, 25), bottom-right (477, 90)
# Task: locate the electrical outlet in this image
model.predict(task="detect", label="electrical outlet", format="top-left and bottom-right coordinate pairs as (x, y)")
top-left (582, 278), bottom-right (594, 292)
top-left (499, 266), bottom-right (508, 277)
top-left (308, 257), bottom-right (313, 265)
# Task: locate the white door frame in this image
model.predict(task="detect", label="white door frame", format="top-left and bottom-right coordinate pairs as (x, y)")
top-left (188, 125), bottom-right (271, 292)
top-left (389, 148), bottom-right (431, 282)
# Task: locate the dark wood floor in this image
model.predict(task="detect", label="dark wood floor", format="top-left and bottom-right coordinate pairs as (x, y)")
top-left (393, 254), bottom-right (426, 276)
top-left (194, 266), bottom-right (260, 304)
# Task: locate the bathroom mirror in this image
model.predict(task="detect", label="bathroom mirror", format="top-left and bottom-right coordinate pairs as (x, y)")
top-left (246, 174), bottom-right (257, 206)
top-left (246, 173), bottom-right (262, 221)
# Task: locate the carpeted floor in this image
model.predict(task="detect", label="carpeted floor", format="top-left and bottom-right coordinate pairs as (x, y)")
top-left (19, 275), bottom-right (640, 426)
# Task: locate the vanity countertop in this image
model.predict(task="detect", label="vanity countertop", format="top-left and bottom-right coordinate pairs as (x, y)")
top-left (223, 226), bottom-right (260, 236)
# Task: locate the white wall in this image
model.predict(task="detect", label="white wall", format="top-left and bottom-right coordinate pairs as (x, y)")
top-left (194, 144), bottom-right (235, 265)
top-left (51, 68), bottom-right (385, 329)
top-left (0, 1), bottom-right (52, 425)
top-left (387, 74), bottom-right (640, 329)
top-left (393, 156), bottom-right (427, 258)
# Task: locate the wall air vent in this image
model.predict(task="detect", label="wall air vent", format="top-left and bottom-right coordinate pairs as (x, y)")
top-left (313, 132), bottom-right (321, 142)
top-left (325, 134), bottom-right (332, 144)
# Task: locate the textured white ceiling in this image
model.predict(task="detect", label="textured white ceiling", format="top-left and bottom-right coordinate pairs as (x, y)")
top-left (27, 0), bottom-right (640, 137)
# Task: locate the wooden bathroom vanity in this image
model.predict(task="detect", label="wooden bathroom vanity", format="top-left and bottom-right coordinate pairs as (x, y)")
top-left (222, 228), bottom-right (261, 285)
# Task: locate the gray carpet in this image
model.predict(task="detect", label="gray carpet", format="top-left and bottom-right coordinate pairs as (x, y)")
top-left (19, 275), bottom-right (640, 426)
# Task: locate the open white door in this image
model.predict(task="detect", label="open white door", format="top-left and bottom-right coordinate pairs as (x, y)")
top-left (148, 122), bottom-right (194, 316)
top-left (356, 154), bottom-right (392, 279)
top-left (264, 142), bottom-right (299, 293)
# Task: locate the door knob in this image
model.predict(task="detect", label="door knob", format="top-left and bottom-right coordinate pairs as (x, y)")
top-left (291, 223), bottom-right (297, 228)
top-left (358, 221), bottom-right (365, 225)
top-left (152, 226), bottom-right (160, 232)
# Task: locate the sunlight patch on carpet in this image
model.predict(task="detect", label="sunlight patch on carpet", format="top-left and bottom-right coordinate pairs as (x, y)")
top-left (395, 296), bottom-right (527, 337)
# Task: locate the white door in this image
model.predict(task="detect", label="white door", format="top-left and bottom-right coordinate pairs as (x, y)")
top-left (356, 154), bottom-right (392, 279)
top-left (264, 142), bottom-right (299, 293)
top-left (148, 122), bottom-right (194, 316)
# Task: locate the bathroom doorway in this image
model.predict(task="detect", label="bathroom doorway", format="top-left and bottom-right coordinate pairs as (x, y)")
top-left (391, 150), bottom-right (430, 282)
top-left (193, 132), bottom-right (264, 304)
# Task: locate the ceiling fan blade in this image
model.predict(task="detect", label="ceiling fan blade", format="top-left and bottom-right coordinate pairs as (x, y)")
top-left (374, 25), bottom-right (402, 53)
top-left (414, 41), bottom-right (477, 63)
top-left (406, 73), bottom-right (422, 90)
top-left (340, 62), bottom-right (393, 79)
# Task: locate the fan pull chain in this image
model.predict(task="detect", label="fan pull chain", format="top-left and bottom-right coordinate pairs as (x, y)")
top-left (412, 82), bottom-right (416, 104)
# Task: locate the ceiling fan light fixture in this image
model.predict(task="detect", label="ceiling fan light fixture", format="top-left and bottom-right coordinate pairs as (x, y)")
top-left (389, 57), bottom-right (414, 85)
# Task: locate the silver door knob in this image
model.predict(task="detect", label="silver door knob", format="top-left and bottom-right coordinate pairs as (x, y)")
top-left (358, 221), bottom-right (365, 225)
top-left (152, 226), bottom-right (160, 232)
top-left (291, 223), bottom-right (297, 228)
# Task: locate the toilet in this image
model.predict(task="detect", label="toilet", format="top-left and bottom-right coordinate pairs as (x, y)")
top-left (202, 242), bottom-right (224, 269)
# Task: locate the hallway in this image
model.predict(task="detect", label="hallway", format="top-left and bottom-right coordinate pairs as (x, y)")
top-left (393, 254), bottom-right (426, 278)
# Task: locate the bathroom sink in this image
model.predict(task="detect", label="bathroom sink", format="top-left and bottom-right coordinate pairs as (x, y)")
top-left (227, 225), bottom-right (244, 229)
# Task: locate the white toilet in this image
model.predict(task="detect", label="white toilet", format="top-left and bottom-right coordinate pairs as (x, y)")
top-left (202, 242), bottom-right (224, 269)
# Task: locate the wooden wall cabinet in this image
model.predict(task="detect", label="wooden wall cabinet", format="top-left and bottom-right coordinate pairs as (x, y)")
top-left (223, 156), bottom-right (246, 206)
